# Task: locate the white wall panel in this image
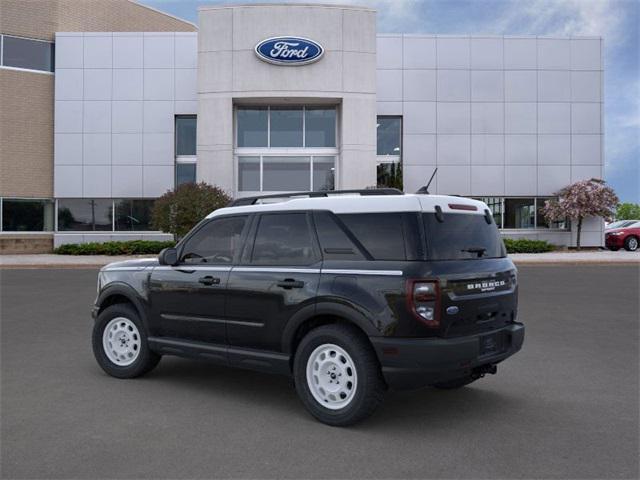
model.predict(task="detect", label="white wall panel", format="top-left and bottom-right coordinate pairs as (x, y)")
top-left (112, 134), bottom-right (143, 165)
top-left (143, 35), bottom-right (175, 68)
top-left (55, 69), bottom-right (84, 100)
top-left (571, 103), bottom-right (601, 134)
top-left (538, 103), bottom-right (570, 134)
top-left (436, 165), bottom-right (471, 195)
top-left (471, 103), bottom-right (503, 134)
top-left (504, 38), bottom-right (537, 69)
top-left (112, 69), bottom-right (143, 100)
top-left (471, 135), bottom-right (504, 165)
top-left (471, 70), bottom-right (503, 101)
top-left (83, 165), bottom-right (111, 197)
top-left (436, 37), bottom-right (470, 69)
top-left (113, 36), bottom-right (143, 68)
top-left (437, 70), bottom-right (470, 101)
top-left (437, 135), bottom-right (470, 165)
top-left (505, 71), bottom-right (537, 101)
top-left (83, 133), bottom-right (111, 165)
top-left (505, 135), bottom-right (537, 165)
top-left (470, 38), bottom-right (503, 69)
top-left (55, 134), bottom-right (83, 165)
top-left (437, 103), bottom-right (470, 134)
top-left (402, 36), bottom-right (436, 69)
top-left (84, 69), bottom-right (112, 100)
top-left (403, 70), bottom-right (436, 101)
top-left (83, 35), bottom-right (112, 69)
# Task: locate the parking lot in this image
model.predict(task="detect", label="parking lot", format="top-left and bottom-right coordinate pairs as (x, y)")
top-left (1, 265), bottom-right (638, 479)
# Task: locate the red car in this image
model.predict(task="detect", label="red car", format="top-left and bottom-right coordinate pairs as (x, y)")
top-left (605, 221), bottom-right (640, 251)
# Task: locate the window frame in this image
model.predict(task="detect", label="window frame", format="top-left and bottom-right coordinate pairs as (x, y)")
top-left (376, 116), bottom-right (403, 189)
top-left (244, 211), bottom-right (321, 267)
top-left (0, 34), bottom-right (54, 75)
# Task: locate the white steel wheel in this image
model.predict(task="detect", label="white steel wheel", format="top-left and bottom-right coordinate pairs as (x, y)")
top-left (306, 343), bottom-right (358, 410)
top-left (102, 317), bottom-right (141, 367)
top-left (628, 237), bottom-right (638, 251)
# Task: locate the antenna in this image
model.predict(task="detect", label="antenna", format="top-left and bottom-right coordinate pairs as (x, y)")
top-left (416, 167), bottom-right (438, 194)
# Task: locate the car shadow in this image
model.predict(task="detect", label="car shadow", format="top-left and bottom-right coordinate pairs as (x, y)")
top-left (137, 356), bottom-right (525, 430)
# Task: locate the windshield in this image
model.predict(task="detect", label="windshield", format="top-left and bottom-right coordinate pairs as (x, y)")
top-left (423, 212), bottom-right (506, 260)
top-left (607, 220), bottom-right (636, 229)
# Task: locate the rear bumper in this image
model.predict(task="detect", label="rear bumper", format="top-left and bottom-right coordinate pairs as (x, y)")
top-left (370, 323), bottom-right (525, 390)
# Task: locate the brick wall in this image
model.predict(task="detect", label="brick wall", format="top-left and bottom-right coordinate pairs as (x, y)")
top-left (0, 0), bottom-right (196, 200)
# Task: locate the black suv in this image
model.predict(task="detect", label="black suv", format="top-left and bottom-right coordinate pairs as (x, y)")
top-left (92, 190), bottom-right (524, 426)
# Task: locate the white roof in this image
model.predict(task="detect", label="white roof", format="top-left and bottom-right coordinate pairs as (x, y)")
top-left (207, 194), bottom-right (488, 218)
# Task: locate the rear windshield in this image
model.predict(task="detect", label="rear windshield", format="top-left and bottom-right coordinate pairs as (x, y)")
top-left (423, 212), bottom-right (506, 261)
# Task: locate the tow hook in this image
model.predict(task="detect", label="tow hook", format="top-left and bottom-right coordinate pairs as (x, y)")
top-left (471, 364), bottom-right (497, 379)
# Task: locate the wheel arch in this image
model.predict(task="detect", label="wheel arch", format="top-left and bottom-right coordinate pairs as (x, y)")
top-left (282, 302), bottom-right (380, 358)
top-left (96, 283), bottom-right (148, 329)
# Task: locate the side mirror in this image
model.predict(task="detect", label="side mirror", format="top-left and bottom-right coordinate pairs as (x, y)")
top-left (158, 247), bottom-right (178, 266)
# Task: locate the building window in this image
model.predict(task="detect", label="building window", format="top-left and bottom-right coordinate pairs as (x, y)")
top-left (376, 116), bottom-right (402, 189)
top-left (504, 198), bottom-right (536, 229)
top-left (1, 35), bottom-right (54, 73)
top-left (471, 197), bottom-right (569, 230)
top-left (56, 199), bottom-right (159, 232)
top-left (236, 106), bottom-right (337, 149)
top-left (476, 197), bottom-right (504, 227)
top-left (1, 198), bottom-right (54, 232)
top-left (57, 199), bottom-right (113, 231)
top-left (238, 156), bottom-right (335, 192)
top-left (175, 115), bottom-right (197, 186)
top-left (237, 108), bottom-right (268, 147)
top-left (235, 106), bottom-right (338, 193)
top-left (114, 199), bottom-right (154, 231)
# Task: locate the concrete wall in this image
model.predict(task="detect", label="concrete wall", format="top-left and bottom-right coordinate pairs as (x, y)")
top-left (53, 32), bottom-right (197, 198)
top-left (197, 4), bottom-right (377, 195)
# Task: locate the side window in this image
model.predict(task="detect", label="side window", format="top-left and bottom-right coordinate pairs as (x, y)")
top-left (251, 213), bottom-right (318, 266)
top-left (338, 213), bottom-right (420, 261)
top-left (313, 211), bottom-right (365, 261)
top-left (180, 216), bottom-right (247, 264)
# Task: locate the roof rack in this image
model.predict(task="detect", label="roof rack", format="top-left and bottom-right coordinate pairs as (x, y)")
top-left (227, 188), bottom-right (404, 207)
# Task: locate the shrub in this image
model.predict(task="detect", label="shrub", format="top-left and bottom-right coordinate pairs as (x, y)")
top-left (54, 240), bottom-right (175, 256)
top-left (151, 182), bottom-right (232, 239)
top-left (503, 238), bottom-right (555, 254)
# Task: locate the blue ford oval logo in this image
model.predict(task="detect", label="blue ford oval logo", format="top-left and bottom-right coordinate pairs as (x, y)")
top-left (255, 36), bottom-right (324, 66)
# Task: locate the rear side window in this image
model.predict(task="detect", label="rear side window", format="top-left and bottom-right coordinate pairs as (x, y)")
top-left (337, 213), bottom-right (420, 261)
top-left (423, 213), bottom-right (506, 260)
top-left (251, 213), bottom-right (318, 265)
top-left (313, 211), bottom-right (365, 261)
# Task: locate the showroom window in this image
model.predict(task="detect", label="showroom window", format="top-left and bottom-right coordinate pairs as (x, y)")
top-left (1, 198), bottom-right (54, 232)
top-left (175, 115), bottom-right (196, 186)
top-left (57, 199), bottom-right (113, 231)
top-left (504, 198), bottom-right (536, 229)
top-left (472, 197), bottom-right (568, 230)
top-left (235, 106), bottom-right (337, 192)
top-left (114, 199), bottom-right (154, 231)
top-left (1, 35), bottom-right (54, 73)
top-left (56, 199), bottom-right (157, 232)
top-left (376, 116), bottom-right (402, 189)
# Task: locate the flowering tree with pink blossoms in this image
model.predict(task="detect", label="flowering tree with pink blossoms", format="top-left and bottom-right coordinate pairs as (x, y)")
top-left (542, 179), bottom-right (618, 250)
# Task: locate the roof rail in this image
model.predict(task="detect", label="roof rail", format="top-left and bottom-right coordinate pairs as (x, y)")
top-left (227, 188), bottom-right (404, 207)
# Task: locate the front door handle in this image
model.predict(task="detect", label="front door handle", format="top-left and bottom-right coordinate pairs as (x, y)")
top-left (277, 278), bottom-right (305, 289)
top-left (198, 276), bottom-right (221, 286)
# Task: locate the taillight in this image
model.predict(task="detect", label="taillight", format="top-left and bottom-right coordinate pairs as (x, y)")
top-left (407, 280), bottom-right (440, 328)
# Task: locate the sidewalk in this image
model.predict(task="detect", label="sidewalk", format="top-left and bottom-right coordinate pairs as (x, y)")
top-left (1, 251), bottom-right (639, 268)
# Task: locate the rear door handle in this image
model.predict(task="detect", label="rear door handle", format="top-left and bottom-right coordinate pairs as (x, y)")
top-left (277, 279), bottom-right (305, 289)
top-left (198, 276), bottom-right (221, 286)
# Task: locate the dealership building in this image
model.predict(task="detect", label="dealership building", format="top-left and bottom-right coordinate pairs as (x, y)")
top-left (0, 1), bottom-right (604, 252)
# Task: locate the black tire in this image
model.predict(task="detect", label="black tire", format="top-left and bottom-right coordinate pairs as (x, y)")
top-left (624, 236), bottom-right (639, 252)
top-left (293, 324), bottom-right (385, 426)
top-left (433, 376), bottom-right (477, 390)
top-left (92, 303), bottom-right (161, 379)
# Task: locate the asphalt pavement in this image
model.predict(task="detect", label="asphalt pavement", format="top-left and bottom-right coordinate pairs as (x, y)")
top-left (1, 266), bottom-right (638, 479)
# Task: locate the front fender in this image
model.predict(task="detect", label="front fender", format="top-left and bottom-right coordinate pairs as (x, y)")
top-left (95, 282), bottom-right (149, 330)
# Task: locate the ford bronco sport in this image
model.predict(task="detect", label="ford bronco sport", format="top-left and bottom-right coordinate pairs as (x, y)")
top-left (92, 189), bottom-right (524, 426)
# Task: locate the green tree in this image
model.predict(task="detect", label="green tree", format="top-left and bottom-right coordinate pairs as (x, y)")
top-left (151, 183), bottom-right (231, 239)
top-left (616, 202), bottom-right (640, 220)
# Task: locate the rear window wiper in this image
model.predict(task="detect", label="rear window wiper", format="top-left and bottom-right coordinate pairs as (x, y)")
top-left (461, 247), bottom-right (487, 258)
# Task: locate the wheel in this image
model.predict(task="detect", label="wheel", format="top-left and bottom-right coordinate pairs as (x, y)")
top-left (92, 303), bottom-right (160, 379)
top-left (608, 246), bottom-right (620, 251)
top-left (624, 236), bottom-right (638, 251)
top-left (293, 324), bottom-right (385, 426)
top-left (433, 376), bottom-right (477, 390)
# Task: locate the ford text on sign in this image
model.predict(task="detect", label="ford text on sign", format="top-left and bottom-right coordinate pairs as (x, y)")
top-left (255, 37), bottom-right (324, 66)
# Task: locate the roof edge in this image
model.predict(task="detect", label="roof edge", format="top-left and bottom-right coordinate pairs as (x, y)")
top-left (129, 0), bottom-right (198, 30)
top-left (198, 3), bottom-right (375, 12)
